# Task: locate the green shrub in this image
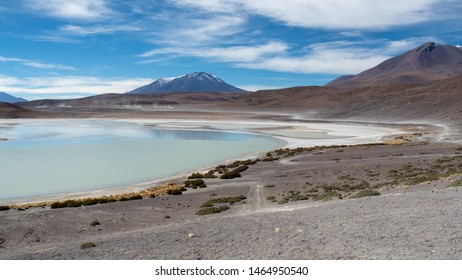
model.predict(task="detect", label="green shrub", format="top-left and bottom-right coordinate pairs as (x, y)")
top-left (80, 242), bottom-right (96, 249)
top-left (0, 205), bottom-right (10, 211)
top-left (50, 200), bottom-right (82, 209)
top-left (203, 172), bottom-right (217, 178)
top-left (195, 205), bottom-right (230, 215)
top-left (351, 189), bottom-right (381, 199)
top-left (450, 179), bottom-right (462, 187)
top-left (90, 219), bottom-right (100, 226)
top-left (81, 198), bottom-right (99, 206)
top-left (263, 184), bottom-right (275, 188)
top-left (199, 200), bottom-right (215, 208)
top-left (199, 195), bottom-right (247, 208)
top-left (184, 179), bottom-right (207, 189)
top-left (234, 165), bottom-right (249, 173)
top-left (266, 195), bottom-right (276, 201)
top-left (313, 191), bottom-right (342, 202)
top-left (167, 189), bottom-right (183, 195)
top-left (262, 157), bottom-right (278, 162)
top-left (188, 172), bottom-right (204, 179)
top-left (220, 171), bottom-right (241, 179)
top-left (98, 198), bottom-right (109, 204)
top-left (278, 194), bottom-right (309, 204)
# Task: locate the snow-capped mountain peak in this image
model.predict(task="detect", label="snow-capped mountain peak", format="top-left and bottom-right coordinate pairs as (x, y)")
top-left (127, 72), bottom-right (246, 94)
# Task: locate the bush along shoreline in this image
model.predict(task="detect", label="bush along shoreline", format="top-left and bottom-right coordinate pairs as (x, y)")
top-left (3, 143), bottom-right (412, 211)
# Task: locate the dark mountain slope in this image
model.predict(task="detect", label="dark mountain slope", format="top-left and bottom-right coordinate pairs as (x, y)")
top-left (327, 42), bottom-right (462, 88)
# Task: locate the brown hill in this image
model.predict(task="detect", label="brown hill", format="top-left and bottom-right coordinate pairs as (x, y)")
top-left (327, 42), bottom-right (462, 88)
top-left (20, 91), bottom-right (244, 110)
top-left (232, 75), bottom-right (462, 124)
top-left (0, 102), bottom-right (43, 118)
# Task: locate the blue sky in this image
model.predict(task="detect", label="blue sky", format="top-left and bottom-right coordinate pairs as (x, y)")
top-left (1, 0), bottom-right (462, 100)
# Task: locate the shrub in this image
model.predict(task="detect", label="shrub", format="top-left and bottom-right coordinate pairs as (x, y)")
top-left (80, 242), bottom-right (96, 249)
top-left (195, 205), bottom-right (230, 215)
top-left (262, 157), bottom-right (276, 162)
top-left (451, 179), bottom-right (462, 187)
top-left (313, 191), bottom-right (342, 202)
top-left (263, 184), bottom-right (275, 188)
top-left (50, 200), bottom-right (82, 209)
top-left (278, 194), bottom-right (309, 204)
top-left (199, 200), bottom-right (215, 208)
top-left (203, 172), bottom-right (217, 178)
top-left (266, 195), bottom-right (276, 201)
top-left (234, 165), bottom-right (249, 173)
top-left (184, 179), bottom-right (207, 189)
top-left (199, 195), bottom-right (247, 208)
top-left (81, 198), bottom-right (99, 206)
top-left (90, 219), bottom-right (100, 226)
top-left (351, 189), bottom-right (381, 199)
top-left (219, 164), bottom-right (250, 179)
top-left (0, 205), bottom-right (10, 211)
top-left (220, 171), bottom-right (241, 179)
top-left (98, 197), bottom-right (109, 204)
top-left (188, 172), bottom-right (204, 179)
top-left (167, 188), bottom-right (183, 195)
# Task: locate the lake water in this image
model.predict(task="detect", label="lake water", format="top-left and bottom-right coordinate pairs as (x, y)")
top-left (0, 120), bottom-right (285, 203)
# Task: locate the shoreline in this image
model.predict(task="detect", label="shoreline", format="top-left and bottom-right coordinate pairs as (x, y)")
top-left (2, 139), bottom-right (461, 259)
top-left (0, 117), bottom-right (416, 206)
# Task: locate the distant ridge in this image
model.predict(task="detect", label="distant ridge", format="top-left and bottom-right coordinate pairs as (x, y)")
top-left (0, 92), bottom-right (27, 103)
top-left (327, 42), bottom-right (462, 88)
top-left (127, 72), bottom-right (247, 94)
top-left (0, 102), bottom-right (40, 118)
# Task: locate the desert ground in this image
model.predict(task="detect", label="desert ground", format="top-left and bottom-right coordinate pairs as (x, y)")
top-left (1, 111), bottom-right (462, 260)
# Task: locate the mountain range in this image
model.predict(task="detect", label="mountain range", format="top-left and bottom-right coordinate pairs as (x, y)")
top-left (127, 72), bottom-right (246, 94)
top-left (7, 41), bottom-right (462, 132)
top-left (0, 92), bottom-right (27, 103)
top-left (327, 42), bottom-right (462, 88)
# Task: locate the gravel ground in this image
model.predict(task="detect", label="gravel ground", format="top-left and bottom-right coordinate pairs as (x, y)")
top-left (2, 142), bottom-right (462, 259)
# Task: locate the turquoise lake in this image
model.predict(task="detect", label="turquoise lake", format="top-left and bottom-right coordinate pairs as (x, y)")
top-left (0, 120), bottom-right (285, 202)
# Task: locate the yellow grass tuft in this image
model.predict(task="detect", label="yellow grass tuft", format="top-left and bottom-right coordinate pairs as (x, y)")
top-left (9, 182), bottom-right (185, 209)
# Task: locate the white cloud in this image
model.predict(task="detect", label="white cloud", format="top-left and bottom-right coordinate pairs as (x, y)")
top-left (385, 37), bottom-right (441, 53)
top-left (60, 24), bottom-right (143, 36)
top-left (170, 0), bottom-right (239, 13)
top-left (172, 0), bottom-right (446, 29)
top-left (139, 41), bottom-right (392, 75)
top-left (26, 35), bottom-right (82, 43)
top-left (0, 75), bottom-right (152, 97)
top-left (22, 0), bottom-right (113, 21)
top-left (148, 14), bottom-right (246, 46)
top-left (0, 75), bottom-right (21, 85)
top-left (237, 53), bottom-right (389, 75)
top-left (177, 16), bottom-right (245, 43)
top-left (0, 55), bottom-right (76, 70)
top-left (140, 41), bottom-right (288, 62)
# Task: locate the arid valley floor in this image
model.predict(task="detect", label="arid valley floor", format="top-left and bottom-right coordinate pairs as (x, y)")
top-left (1, 111), bottom-right (462, 259)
